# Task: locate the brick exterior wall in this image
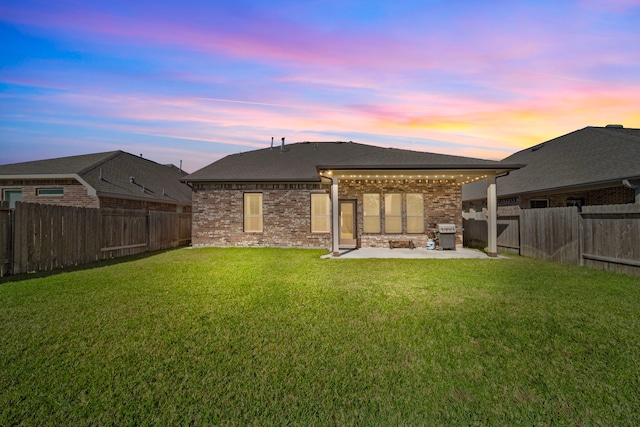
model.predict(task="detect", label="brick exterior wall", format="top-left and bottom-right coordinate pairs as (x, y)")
top-left (192, 178), bottom-right (463, 249)
top-left (99, 196), bottom-right (191, 212)
top-left (523, 186), bottom-right (635, 208)
top-left (1, 179), bottom-right (191, 212)
top-left (0, 180), bottom-right (100, 208)
top-left (339, 178), bottom-right (462, 248)
top-left (192, 183), bottom-right (332, 248)
top-left (468, 185), bottom-right (636, 212)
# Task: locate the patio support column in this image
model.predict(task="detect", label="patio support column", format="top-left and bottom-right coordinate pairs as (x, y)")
top-left (331, 177), bottom-right (340, 256)
top-left (487, 175), bottom-right (498, 257)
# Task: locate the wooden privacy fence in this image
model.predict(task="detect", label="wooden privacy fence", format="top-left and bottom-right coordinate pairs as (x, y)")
top-left (463, 204), bottom-right (640, 276)
top-left (0, 202), bottom-right (191, 276)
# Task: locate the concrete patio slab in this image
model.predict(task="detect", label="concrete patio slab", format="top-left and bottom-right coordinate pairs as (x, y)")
top-left (322, 247), bottom-right (504, 259)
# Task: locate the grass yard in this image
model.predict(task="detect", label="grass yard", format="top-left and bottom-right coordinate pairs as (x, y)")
top-left (1, 248), bottom-right (639, 426)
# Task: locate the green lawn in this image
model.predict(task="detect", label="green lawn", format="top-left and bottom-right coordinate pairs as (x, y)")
top-left (1, 248), bottom-right (639, 426)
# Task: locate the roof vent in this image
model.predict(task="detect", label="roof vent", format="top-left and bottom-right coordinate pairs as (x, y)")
top-left (606, 124), bottom-right (623, 128)
top-left (280, 137), bottom-right (285, 152)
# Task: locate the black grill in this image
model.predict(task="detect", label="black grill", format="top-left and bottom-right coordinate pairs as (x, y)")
top-left (437, 223), bottom-right (457, 250)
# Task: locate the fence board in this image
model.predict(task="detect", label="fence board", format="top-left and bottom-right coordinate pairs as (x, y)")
top-left (100, 209), bottom-right (148, 258)
top-left (497, 212), bottom-right (520, 254)
top-left (0, 209), bottom-right (12, 276)
top-left (463, 204), bottom-right (639, 276)
top-left (462, 218), bottom-right (487, 249)
top-left (6, 203), bottom-right (191, 275)
top-left (462, 211), bottom-right (520, 253)
top-left (581, 204), bottom-right (640, 276)
top-left (520, 207), bottom-right (579, 264)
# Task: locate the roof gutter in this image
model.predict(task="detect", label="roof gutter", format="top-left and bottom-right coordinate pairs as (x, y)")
top-left (315, 163), bottom-right (524, 172)
top-left (182, 178), bottom-right (322, 184)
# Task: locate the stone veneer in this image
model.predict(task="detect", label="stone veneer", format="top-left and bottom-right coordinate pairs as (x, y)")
top-left (192, 178), bottom-right (463, 249)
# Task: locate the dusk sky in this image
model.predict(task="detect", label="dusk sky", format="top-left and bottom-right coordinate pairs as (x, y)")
top-left (1, 0), bottom-right (639, 172)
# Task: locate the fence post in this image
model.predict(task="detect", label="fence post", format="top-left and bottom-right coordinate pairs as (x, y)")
top-left (146, 211), bottom-right (150, 251)
top-left (9, 209), bottom-right (14, 275)
top-left (0, 209), bottom-right (14, 276)
top-left (578, 209), bottom-right (584, 267)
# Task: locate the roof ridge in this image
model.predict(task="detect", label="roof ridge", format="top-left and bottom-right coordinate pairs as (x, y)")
top-left (589, 126), bottom-right (640, 142)
top-left (76, 150), bottom-right (124, 175)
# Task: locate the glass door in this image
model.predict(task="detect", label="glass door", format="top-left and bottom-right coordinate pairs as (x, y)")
top-left (339, 200), bottom-right (357, 248)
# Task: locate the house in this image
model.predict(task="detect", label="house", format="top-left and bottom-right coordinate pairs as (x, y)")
top-left (183, 140), bottom-right (521, 256)
top-left (462, 125), bottom-right (640, 211)
top-left (0, 151), bottom-right (192, 212)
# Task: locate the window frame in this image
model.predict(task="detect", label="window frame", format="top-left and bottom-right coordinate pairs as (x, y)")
top-left (530, 199), bottom-right (549, 209)
top-left (384, 193), bottom-right (402, 234)
top-left (310, 193), bottom-right (330, 233)
top-left (566, 198), bottom-right (585, 209)
top-left (363, 193), bottom-right (381, 233)
top-left (406, 193), bottom-right (425, 234)
top-left (243, 193), bottom-right (263, 233)
top-left (3, 189), bottom-right (22, 209)
top-left (37, 188), bottom-right (64, 196)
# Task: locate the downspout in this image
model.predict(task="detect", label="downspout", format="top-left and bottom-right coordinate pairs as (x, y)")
top-left (622, 179), bottom-right (640, 204)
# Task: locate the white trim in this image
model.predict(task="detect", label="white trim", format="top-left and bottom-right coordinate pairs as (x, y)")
top-left (331, 178), bottom-right (340, 255)
top-left (487, 175), bottom-right (498, 257)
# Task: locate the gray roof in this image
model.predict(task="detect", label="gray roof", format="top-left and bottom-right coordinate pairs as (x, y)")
top-left (0, 151), bottom-right (192, 205)
top-left (185, 141), bottom-right (520, 182)
top-left (462, 126), bottom-right (640, 201)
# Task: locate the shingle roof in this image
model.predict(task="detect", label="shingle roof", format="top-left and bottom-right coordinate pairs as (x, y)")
top-left (0, 151), bottom-right (118, 175)
top-left (0, 151), bottom-right (192, 205)
top-left (462, 126), bottom-right (640, 201)
top-left (184, 141), bottom-right (520, 182)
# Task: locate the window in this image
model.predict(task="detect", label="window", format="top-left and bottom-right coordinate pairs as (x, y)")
top-left (3, 189), bottom-right (22, 209)
top-left (406, 193), bottom-right (424, 233)
top-left (311, 193), bottom-right (330, 233)
top-left (37, 188), bottom-right (64, 196)
top-left (244, 193), bottom-right (263, 232)
top-left (567, 198), bottom-right (585, 209)
top-left (530, 199), bottom-right (548, 209)
top-left (363, 194), bottom-right (380, 233)
top-left (384, 193), bottom-right (402, 233)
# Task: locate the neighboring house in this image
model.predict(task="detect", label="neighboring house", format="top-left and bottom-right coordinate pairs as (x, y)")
top-left (183, 140), bottom-right (520, 256)
top-left (0, 151), bottom-right (192, 212)
top-left (463, 125), bottom-right (640, 211)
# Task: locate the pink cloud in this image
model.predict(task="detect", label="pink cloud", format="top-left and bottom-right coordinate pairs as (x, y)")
top-left (0, 1), bottom-right (566, 79)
